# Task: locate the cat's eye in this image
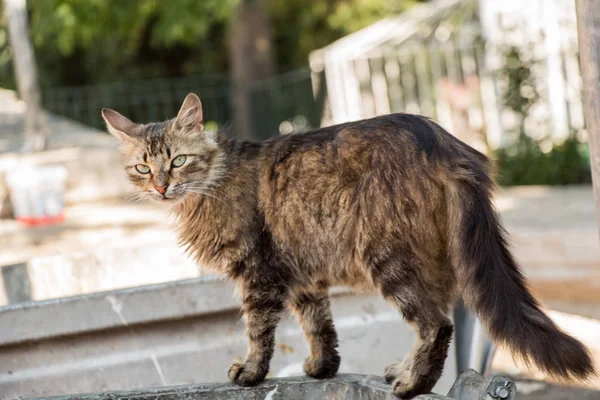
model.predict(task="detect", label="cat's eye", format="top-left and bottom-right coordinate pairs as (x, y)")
top-left (172, 155), bottom-right (187, 168)
top-left (135, 164), bottom-right (150, 174)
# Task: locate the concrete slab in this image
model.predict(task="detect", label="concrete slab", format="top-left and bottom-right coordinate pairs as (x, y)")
top-left (0, 277), bottom-right (236, 346)
top-left (23, 374), bottom-right (401, 400)
top-left (1, 282), bottom-right (597, 400)
top-left (0, 289), bottom-right (457, 399)
top-left (20, 370), bottom-right (518, 400)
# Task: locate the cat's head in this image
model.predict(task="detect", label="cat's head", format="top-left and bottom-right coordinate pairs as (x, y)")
top-left (102, 93), bottom-right (224, 205)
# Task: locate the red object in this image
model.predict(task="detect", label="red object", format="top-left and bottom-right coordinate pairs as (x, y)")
top-left (16, 213), bottom-right (65, 227)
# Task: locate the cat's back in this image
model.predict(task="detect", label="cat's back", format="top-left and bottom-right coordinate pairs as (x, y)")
top-left (260, 113), bottom-right (465, 189)
top-left (263, 113), bottom-right (439, 159)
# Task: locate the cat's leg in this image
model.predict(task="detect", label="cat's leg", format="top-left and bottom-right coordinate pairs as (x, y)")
top-left (228, 272), bottom-right (288, 386)
top-left (372, 256), bottom-right (453, 399)
top-left (288, 285), bottom-right (340, 379)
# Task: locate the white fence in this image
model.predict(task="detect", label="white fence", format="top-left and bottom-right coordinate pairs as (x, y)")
top-left (310, 0), bottom-right (586, 152)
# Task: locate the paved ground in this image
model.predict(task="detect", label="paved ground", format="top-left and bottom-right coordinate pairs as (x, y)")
top-left (495, 185), bottom-right (600, 320)
top-left (515, 380), bottom-right (600, 400)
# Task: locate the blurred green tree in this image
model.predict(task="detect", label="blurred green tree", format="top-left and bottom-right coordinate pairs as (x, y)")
top-left (0, 0), bottom-right (425, 88)
top-left (27, 0), bottom-right (239, 85)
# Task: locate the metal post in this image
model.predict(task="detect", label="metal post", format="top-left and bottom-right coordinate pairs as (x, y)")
top-left (454, 299), bottom-right (496, 377)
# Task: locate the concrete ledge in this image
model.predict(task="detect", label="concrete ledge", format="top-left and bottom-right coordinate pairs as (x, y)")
top-left (0, 275), bottom-right (361, 347)
top-left (0, 276), bottom-right (238, 346)
top-left (0, 288), bottom-right (458, 398)
top-left (32, 370), bottom-right (512, 400)
top-left (37, 374), bottom-right (399, 400)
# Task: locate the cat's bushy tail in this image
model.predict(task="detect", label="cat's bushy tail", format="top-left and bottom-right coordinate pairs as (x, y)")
top-left (446, 161), bottom-right (595, 381)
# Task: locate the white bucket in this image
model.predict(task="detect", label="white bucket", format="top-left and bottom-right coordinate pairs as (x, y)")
top-left (6, 165), bottom-right (68, 226)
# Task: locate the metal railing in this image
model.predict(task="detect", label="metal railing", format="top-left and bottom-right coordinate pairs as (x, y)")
top-left (41, 68), bottom-right (319, 141)
top-left (42, 75), bottom-right (232, 133)
top-left (248, 68), bottom-right (320, 140)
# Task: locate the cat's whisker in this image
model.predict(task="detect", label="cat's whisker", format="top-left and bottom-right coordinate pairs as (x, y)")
top-left (185, 190), bottom-right (222, 201)
top-left (182, 186), bottom-right (222, 199)
top-left (126, 191), bottom-right (148, 204)
top-left (190, 189), bottom-right (220, 196)
top-left (184, 185), bottom-right (221, 194)
top-left (185, 186), bottom-right (219, 193)
top-left (188, 191), bottom-right (221, 200)
top-left (185, 182), bottom-right (222, 189)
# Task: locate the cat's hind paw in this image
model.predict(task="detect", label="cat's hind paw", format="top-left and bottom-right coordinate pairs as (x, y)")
top-left (388, 370), bottom-right (436, 399)
top-left (303, 353), bottom-right (340, 379)
top-left (227, 361), bottom-right (267, 387)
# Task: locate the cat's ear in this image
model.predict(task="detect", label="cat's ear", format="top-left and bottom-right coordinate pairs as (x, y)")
top-left (101, 109), bottom-right (136, 141)
top-left (175, 93), bottom-right (203, 132)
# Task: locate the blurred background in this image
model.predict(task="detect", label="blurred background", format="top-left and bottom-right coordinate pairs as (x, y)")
top-left (0, 0), bottom-right (599, 399)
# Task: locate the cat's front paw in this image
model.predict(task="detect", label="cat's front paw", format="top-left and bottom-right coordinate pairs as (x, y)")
top-left (227, 361), bottom-right (267, 387)
top-left (303, 353), bottom-right (340, 379)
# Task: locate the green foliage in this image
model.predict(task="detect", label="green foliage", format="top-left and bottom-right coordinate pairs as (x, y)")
top-left (0, 7), bottom-right (15, 89)
top-left (46, 0), bottom-right (237, 84)
top-left (1, 0), bottom-right (239, 87)
top-left (29, 0), bottom-right (239, 54)
top-left (493, 37), bottom-right (591, 186)
top-left (501, 46), bottom-right (538, 118)
top-left (0, 0), bottom-right (425, 88)
top-left (494, 136), bottom-right (591, 186)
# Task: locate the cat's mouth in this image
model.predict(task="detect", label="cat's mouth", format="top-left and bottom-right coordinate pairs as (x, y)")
top-left (157, 192), bottom-right (189, 205)
top-left (159, 195), bottom-right (180, 203)
top-left (146, 192), bottom-right (179, 203)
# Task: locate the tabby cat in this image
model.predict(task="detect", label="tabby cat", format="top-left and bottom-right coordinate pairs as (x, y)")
top-left (102, 93), bottom-right (594, 398)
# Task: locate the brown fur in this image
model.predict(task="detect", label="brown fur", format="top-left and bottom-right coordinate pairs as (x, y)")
top-left (102, 94), bottom-right (595, 399)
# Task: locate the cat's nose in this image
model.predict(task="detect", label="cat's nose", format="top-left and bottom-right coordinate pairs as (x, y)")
top-left (154, 185), bottom-right (168, 195)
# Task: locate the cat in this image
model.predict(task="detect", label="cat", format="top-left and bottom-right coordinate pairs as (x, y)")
top-left (102, 93), bottom-right (594, 399)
